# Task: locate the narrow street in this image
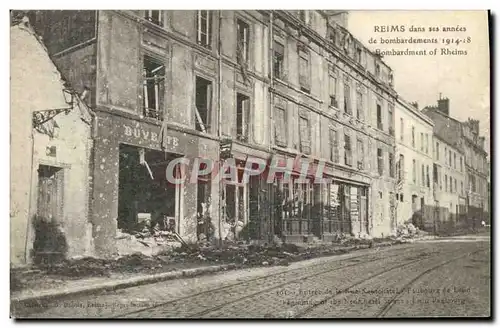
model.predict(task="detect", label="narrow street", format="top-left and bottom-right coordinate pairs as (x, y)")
top-left (13, 237), bottom-right (490, 318)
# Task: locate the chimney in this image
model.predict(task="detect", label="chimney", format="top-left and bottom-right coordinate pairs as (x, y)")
top-left (437, 97), bottom-right (449, 116)
top-left (410, 101), bottom-right (419, 110)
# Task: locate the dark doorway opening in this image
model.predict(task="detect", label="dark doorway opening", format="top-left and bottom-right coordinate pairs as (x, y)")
top-left (33, 165), bottom-right (67, 264)
top-left (118, 144), bottom-right (182, 233)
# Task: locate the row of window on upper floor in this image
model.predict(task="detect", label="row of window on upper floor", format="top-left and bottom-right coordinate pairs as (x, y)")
top-left (434, 140), bottom-right (464, 173)
top-left (143, 10), bottom-right (393, 87)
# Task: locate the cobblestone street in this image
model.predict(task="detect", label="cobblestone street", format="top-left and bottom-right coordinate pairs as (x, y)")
top-left (12, 237), bottom-right (490, 318)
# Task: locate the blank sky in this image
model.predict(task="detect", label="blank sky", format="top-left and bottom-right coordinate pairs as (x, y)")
top-left (347, 10), bottom-right (490, 155)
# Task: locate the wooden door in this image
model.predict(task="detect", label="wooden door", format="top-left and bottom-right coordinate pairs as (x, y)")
top-left (37, 165), bottom-right (63, 221)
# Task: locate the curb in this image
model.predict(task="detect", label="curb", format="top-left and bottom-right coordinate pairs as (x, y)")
top-left (11, 263), bottom-right (237, 306)
top-left (11, 240), bottom-right (409, 307)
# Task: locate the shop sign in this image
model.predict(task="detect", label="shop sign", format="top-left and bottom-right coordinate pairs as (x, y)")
top-left (123, 124), bottom-right (180, 150)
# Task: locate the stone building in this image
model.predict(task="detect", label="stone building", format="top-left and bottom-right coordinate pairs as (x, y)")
top-left (29, 10), bottom-right (397, 257)
top-left (423, 96), bottom-right (489, 229)
top-left (394, 98), bottom-right (434, 231)
top-left (268, 10), bottom-right (397, 239)
top-left (10, 18), bottom-right (93, 265)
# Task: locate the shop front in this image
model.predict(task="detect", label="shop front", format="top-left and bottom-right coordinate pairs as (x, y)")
top-left (91, 110), bottom-right (210, 256)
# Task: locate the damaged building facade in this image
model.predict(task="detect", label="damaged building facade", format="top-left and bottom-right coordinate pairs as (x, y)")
top-left (394, 98), bottom-right (434, 231)
top-left (10, 19), bottom-right (93, 265)
top-left (26, 10), bottom-right (398, 259)
top-left (268, 11), bottom-right (397, 240)
top-left (422, 97), bottom-right (488, 230)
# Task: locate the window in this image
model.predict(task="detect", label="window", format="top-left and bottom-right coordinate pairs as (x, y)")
top-left (461, 181), bottom-right (464, 195)
top-left (145, 10), bottom-right (162, 26)
top-left (400, 118), bottom-right (404, 142)
top-left (445, 174), bottom-right (448, 191)
top-left (356, 90), bottom-right (363, 120)
top-left (375, 63), bottom-right (380, 77)
top-left (411, 126), bottom-right (415, 148)
top-left (389, 152), bottom-right (394, 178)
top-left (195, 76), bottom-right (212, 133)
top-left (357, 138), bottom-right (364, 170)
top-left (426, 165), bottom-right (430, 188)
top-left (420, 132), bottom-right (424, 151)
top-left (449, 176), bottom-right (453, 192)
top-left (275, 106), bottom-right (287, 146)
top-left (329, 74), bottom-right (338, 108)
top-left (273, 41), bottom-right (284, 80)
top-left (400, 193), bottom-right (404, 202)
top-left (344, 82), bottom-right (351, 114)
top-left (448, 150), bottom-right (452, 166)
top-left (436, 142), bottom-right (440, 160)
top-left (329, 128), bottom-right (339, 163)
top-left (344, 134), bottom-right (352, 166)
top-left (237, 19), bottom-right (249, 65)
top-left (143, 55), bottom-right (165, 120)
top-left (197, 11), bottom-right (212, 48)
top-left (412, 159), bottom-right (416, 183)
top-left (453, 153), bottom-right (457, 169)
top-left (298, 50), bottom-right (310, 92)
top-left (444, 146), bottom-right (447, 164)
top-left (425, 134), bottom-right (429, 154)
top-left (388, 104), bottom-right (394, 135)
top-left (355, 47), bottom-right (362, 64)
top-left (460, 157), bottom-right (463, 172)
top-left (236, 94), bottom-right (250, 142)
top-left (454, 178), bottom-right (457, 193)
top-left (398, 154), bottom-right (404, 180)
top-left (299, 10), bottom-right (310, 24)
top-left (421, 164), bottom-right (425, 186)
top-left (377, 148), bottom-right (383, 176)
top-left (433, 164), bottom-right (438, 183)
top-left (376, 103), bottom-right (383, 130)
top-left (299, 116), bottom-right (311, 154)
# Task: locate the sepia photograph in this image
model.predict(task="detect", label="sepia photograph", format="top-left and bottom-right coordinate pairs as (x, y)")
top-left (9, 9), bottom-right (491, 319)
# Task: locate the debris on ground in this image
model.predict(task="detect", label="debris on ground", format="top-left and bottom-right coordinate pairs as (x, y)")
top-left (11, 236), bottom-right (407, 294)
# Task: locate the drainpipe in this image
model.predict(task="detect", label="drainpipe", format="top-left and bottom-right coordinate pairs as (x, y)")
top-left (217, 10), bottom-right (223, 243)
top-left (25, 124), bottom-right (36, 264)
top-left (268, 11), bottom-right (274, 242)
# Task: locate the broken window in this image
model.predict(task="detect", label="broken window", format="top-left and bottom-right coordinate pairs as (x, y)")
top-left (275, 105), bottom-right (287, 147)
top-left (344, 134), bottom-right (352, 167)
top-left (195, 76), bottom-right (212, 133)
top-left (329, 74), bottom-right (338, 108)
top-left (118, 145), bottom-right (182, 233)
top-left (237, 19), bottom-right (250, 65)
top-left (298, 49), bottom-right (310, 93)
top-left (376, 103), bottom-right (383, 130)
top-left (236, 93), bottom-right (250, 142)
top-left (143, 55), bottom-right (165, 120)
top-left (329, 128), bottom-right (338, 163)
top-left (273, 41), bottom-right (285, 80)
top-left (299, 116), bottom-right (311, 154)
top-left (197, 10), bottom-right (211, 48)
top-left (377, 148), bottom-right (383, 176)
top-left (344, 81), bottom-right (351, 115)
top-left (145, 10), bottom-right (162, 26)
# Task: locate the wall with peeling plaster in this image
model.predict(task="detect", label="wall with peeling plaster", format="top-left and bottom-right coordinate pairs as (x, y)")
top-left (10, 22), bottom-right (93, 265)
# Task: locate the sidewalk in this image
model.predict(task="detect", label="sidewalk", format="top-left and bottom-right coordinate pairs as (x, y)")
top-left (11, 238), bottom-right (409, 305)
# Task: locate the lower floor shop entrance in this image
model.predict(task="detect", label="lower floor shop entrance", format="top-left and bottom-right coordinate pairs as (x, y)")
top-left (271, 179), bottom-right (369, 242)
top-left (118, 144), bottom-right (183, 233)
